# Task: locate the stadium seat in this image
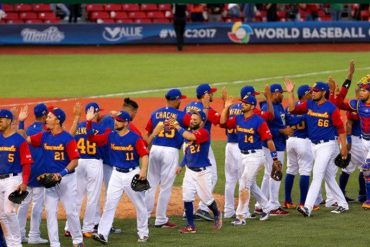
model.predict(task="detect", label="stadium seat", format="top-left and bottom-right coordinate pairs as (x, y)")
top-left (277, 10), bottom-right (287, 21)
top-left (122, 4), bottom-right (140, 12)
top-left (104, 4), bottom-right (122, 11)
top-left (158, 4), bottom-right (172, 11)
top-left (44, 19), bottom-right (60, 24)
top-left (90, 11), bottom-right (110, 21)
top-left (20, 12), bottom-right (38, 20)
top-left (129, 11), bottom-right (146, 19)
top-left (254, 10), bottom-right (267, 22)
top-left (97, 18), bottom-right (115, 23)
top-left (112, 11), bottom-right (128, 19)
top-left (2, 4), bottom-right (14, 12)
top-left (134, 18), bottom-right (151, 23)
top-left (7, 19), bottom-right (24, 24)
top-left (116, 18), bottom-right (134, 23)
top-left (38, 12), bottom-right (57, 20)
top-left (25, 19), bottom-right (43, 24)
top-left (154, 18), bottom-right (170, 23)
top-left (4, 13), bottom-right (19, 21)
top-left (147, 11), bottom-right (165, 19)
top-left (141, 4), bottom-right (158, 11)
top-left (360, 10), bottom-right (369, 20)
top-left (15, 4), bottom-right (33, 12)
top-left (86, 4), bottom-right (104, 12)
top-left (33, 4), bottom-right (51, 12)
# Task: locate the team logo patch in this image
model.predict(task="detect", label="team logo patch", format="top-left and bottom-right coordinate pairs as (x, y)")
top-left (228, 22), bottom-right (253, 44)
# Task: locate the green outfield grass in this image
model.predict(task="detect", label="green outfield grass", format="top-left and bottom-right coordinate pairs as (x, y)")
top-left (1, 52), bottom-right (369, 98)
top-left (22, 140), bottom-right (368, 247)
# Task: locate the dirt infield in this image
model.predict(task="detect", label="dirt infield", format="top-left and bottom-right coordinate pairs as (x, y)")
top-left (1, 43), bottom-right (370, 55)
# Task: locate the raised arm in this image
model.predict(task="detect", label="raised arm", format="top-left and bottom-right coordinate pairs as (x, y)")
top-left (69, 102), bottom-right (82, 136)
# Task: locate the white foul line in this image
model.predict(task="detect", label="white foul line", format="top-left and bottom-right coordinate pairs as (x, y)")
top-left (1, 66), bottom-right (369, 108)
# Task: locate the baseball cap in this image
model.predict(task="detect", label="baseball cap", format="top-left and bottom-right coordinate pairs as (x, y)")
top-left (311, 82), bottom-right (329, 92)
top-left (50, 108), bottom-right (66, 124)
top-left (34, 103), bottom-right (48, 117)
top-left (0, 109), bottom-right (13, 121)
top-left (240, 86), bottom-right (260, 98)
top-left (165, 89), bottom-right (187, 100)
top-left (114, 111), bottom-right (131, 122)
top-left (357, 75), bottom-right (370, 90)
top-left (85, 102), bottom-right (103, 113)
top-left (241, 95), bottom-right (257, 106)
top-left (270, 84), bottom-right (285, 93)
top-left (297, 85), bottom-right (311, 98)
top-left (191, 110), bottom-right (207, 122)
top-left (196, 83), bottom-right (217, 97)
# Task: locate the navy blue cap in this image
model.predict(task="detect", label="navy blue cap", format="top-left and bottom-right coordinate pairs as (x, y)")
top-left (165, 89), bottom-right (187, 100)
top-left (34, 103), bottom-right (48, 117)
top-left (240, 86), bottom-right (260, 98)
top-left (196, 83), bottom-right (217, 97)
top-left (114, 111), bottom-right (131, 122)
top-left (191, 110), bottom-right (207, 122)
top-left (50, 108), bottom-right (66, 124)
top-left (85, 102), bottom-right (103, 113)
top-left (297, 85), bottom-right (311, 98)
top-left (312, 82), bottom-right (329, 92)
top-left (0, 109), bottom-right (13, 121)
top-left (241, 95), bottom-right (257, 106)
top-left (270, 84), bottom-right (285, 93)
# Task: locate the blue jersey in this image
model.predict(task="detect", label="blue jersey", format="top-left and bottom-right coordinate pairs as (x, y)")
top-left (0, 132), bottom-right (32, 175)
top-left (75, 121), bottom-right (104, 159)
top-left (99, 115), bottom-right (114, 165)
top-left (145, 107), bottom-right (189, 149)
top-left (261, 102), bottom-right (286, 151)
top-left (285, 102), bottom-right (308, 139)
top-left (182, 128), bottom-right (211, 168)
top-left (184, 101), bottom-right (220, 136)
top-left (349, 99), bottom-right (370, 138)
top-left (30, 131), bottom-right (80, 173)
top-left (226, 103), bottom-right (242, 143)
top-left (26, 122), bottom-right (45, 187)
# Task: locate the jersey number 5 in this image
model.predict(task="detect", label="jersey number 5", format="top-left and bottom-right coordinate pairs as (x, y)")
top-left (8, 153), bottom-right (14, 162)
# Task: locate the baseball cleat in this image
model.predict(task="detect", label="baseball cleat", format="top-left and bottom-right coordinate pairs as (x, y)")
top-left (155, 221), bottom-right (177, 229)
top-left (330, 206), bottom-right (348, 214)
top-left (312, 205), bottom-right (320, 211)
top-left (137, 236), bottom-right (149, 243)
top-left (283, 201), bottom-right (297, 209)
top-left (64, 231), bottom-right (71, 237)
top-left (259, 212), bottom-right (270, 221)
top-left (345, 196), bottom-right (355, 203)
top-left (179, 225), bottom-right (196, 234)
top-left (253, 207), bottom-right (263, 215)
top-left (358, 195), bottom-right (367, 203)
top-left (28, 237), bottom-right (49, 244)
top-left (246, 213), bottom-right (257, 219)
top-left (223, 213), bottom-right (236, 219)
top-left (73, 243), bottom-right (84, 247)
top-left (361, 200), bottom-right (370, 209)
top-left (110, 226), bottom-right (122, 234)
top-left (92, 233), bottom-right (108, 245)
top-left (195, 209), bottom-right (213, 221)
top-left (213, 213), bottom-right (223, 230)
top-left (83, 232), bottom-right (94, 238)
top-left (297, 206), bottom-right (310, 217)
top-left (231, 218), bottom-right (246, 226)
top-left (270, 208), bottom-right (289, 216)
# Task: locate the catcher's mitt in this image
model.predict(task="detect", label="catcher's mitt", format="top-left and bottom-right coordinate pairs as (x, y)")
top-left (271, 159), bottom-right (283, 181)
top-left (334, 153), bottom-right (351, 169)
top-left (37, 173), bottom-right (61, 188)
top-left (131, 174), bottom-right (150, 192)
top-left (8, 189), bottom-right (29, 204)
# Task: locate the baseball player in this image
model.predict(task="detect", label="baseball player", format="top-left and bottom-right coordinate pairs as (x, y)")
top-left (19, 106), bottom-right (84, 247)
top-left (98, 97), bottom-right (140, 234)
top-left (0, 109), bottom-right (32, 247)
top-left (284, 85), bottom-right (314, 209)
top-left (221, 95), bottom-right (279, 225)
top-left (65, 102), bottom-right (105, 238)
top-left (172, 110), bottom-right (222, 233)
top-left (285, 80), bottom-right (349, 216)
top-left (87, 110), bottom-right (150, 243)
top-left (17, 103), bottom-right (49, 244)
top-left (256, 84), bottom-right (291, 216)
top-left (332, 73), bottom-right (370, 209)
top-left (183, 83), bottom-right (220, 221)
top-left (144, 89), bottom-right (190, 228)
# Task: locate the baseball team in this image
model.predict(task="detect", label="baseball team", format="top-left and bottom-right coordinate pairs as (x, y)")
top-left (0, 61), bottom-right (369, 246)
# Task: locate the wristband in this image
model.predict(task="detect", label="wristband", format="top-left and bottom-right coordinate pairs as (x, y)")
top-left (346, 135), bottom-right (352, 145)
top-left (19, 121), bottom-right (25, 130)
top-left (342, 79), bottom-right (351, 89)
top-left (60, 168), bottom-right (69, 177)
top-left (270, 151), bottom-right (278, 160)
top-left (178, 128), bottom-right (186, 136)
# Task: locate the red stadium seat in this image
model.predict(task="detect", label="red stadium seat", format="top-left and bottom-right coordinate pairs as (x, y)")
top-left (321, 16), bottom-right (332, 21)
top-left (147, 11), bottom-right (165, 19)
top-left (112, 11), bottom-right (128, 19)
top-left (116, 18), bottom-right (134, 23)
top-left (360, 10), bottom-right (369, 20)
top-left (86, 4), bottom-right (104, 12)
top-left (20, 12), bottom-right (38, 20)
top-left (154, 18), bottom-right (170, 23)
top-left (90, 11), bottom-right (110, 21)
top-left (4, 13), bottom-right (19, 21)
top-left (104, 4), bottom-right (122, 11)
top-left (158, 4), bottom-right (172, 11)
top-left (141, 4), bottom-right (158, 11)
top-left (44, 19), bottom-right (60, 24)
top-left (134, 18), bottom-right (151, 23)
top-left (129, 11), bottom-right (146, 19)
top-left (277, 10), bottom-right (286, 21)
top-left (7, 19), bottom-right (24, 24)
top-left (2, 4), bottom-right (14, 12)
top-left (97, 18), bottom-right (115, 24)
top-left (254, 10), bottom-right (267, 22)
top-left (33, 4), bottom-right (51, 12)
top-left (15, 4), bottom-right (32, 12)
top-left (122, 4), bottom-right (140, 12)
top-left (25, 19), bottom-right (43, 24)
top-left (38, 12), bottom-right (57, 20)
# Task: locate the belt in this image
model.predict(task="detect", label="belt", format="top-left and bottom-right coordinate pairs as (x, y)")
top-left (0, 173), bottom-right (18, 179)
top-left (188, 167), bottom-right (207, 172)
top-left (362, 135), bottom-right (370, 141)
top-left (241, 150), bottom-right (256, 155)
top-left (115, 167), bottom-right (135, 173)
top-left (312, 139), bottom-right (333, 145)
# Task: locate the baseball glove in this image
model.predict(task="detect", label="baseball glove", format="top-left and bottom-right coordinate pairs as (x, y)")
top-left (271, 159), bottom-right (283, 181)
top-left (37, 173), bottom-right (61, 188)
top-left (334, 153), bottom-right (351, 169)
top-left (131, 174), bottom-right (150, 192)
top-left (8, 189), bottom-right (29, 204)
